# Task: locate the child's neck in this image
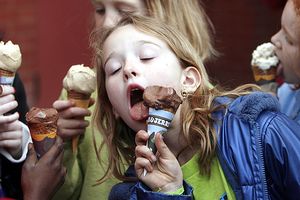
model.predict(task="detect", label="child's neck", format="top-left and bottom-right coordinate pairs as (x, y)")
top-left (164, 126), bottom-right (197, 166)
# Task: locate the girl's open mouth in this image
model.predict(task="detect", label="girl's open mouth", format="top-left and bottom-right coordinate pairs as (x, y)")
top-left (129, 87), bottom-right (148, 121)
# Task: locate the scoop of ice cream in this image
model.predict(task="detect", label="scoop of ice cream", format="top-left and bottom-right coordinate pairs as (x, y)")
top-left (143, 86), bottom-right (182, 112)
top-left (0, 41), bottom-right (22, 72)
top-left (63, 64), bottom-right (96, 95)
top-left (26, 107), bottom-right (58, 125)
top-left (251, 42), bottom-right (278, 70)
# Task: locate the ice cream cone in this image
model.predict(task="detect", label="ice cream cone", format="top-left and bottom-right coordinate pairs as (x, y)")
top-left (252, 65), bottom-right (277, 84)
top-left (0, 68), bottom-right (15, 85)
top-left (67, 90), bottom-right (91, 153)
top-left (29, 123), bottom-right (57, 158)
top-left (142, 86), bottom-right (182, 176)
top-left (26, 107), bottom-right (58, 158)
top-left (251, 42), bottom-right (278, 85)
top-left (146, 107), bottom-right (175, 154)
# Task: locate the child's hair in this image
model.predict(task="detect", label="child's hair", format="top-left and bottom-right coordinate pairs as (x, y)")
top-left (143, 0), bottom-right (217, 62)
top-left (92, 14), bottom-right (258, 183)
top-left (91, 0), bottom-right (217, 62)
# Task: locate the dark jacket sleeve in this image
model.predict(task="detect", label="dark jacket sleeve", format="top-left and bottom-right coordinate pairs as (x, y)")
top-left (12, 73), bottom-right (29, 124)
top-left (262, 112), bottom-right (300, 200)
top-left (1, 73), bottom-right (29, 199)
top-left (109, 165), bottom-right (193, 200)
top-left (133, 181), bottom-right (193, 200)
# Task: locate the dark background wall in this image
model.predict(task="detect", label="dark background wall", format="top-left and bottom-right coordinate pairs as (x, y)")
top-left (204, 0), bottom-right (285, 87)
top-left (0, 0), bottom-right (286, 107)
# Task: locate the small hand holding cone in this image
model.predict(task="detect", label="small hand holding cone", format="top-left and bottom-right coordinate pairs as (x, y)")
top-left (135, 130), bottom-right (183, 193)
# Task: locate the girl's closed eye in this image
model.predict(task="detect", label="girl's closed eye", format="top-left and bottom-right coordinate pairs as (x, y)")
top-left (95, 7), bottom-right (105, 15)
top-left (93, 3), bottom-right (105, 15)
top-left (105, 58), bottom-right (122, 76)
top-left (139, 43), bottom-right (160, 61)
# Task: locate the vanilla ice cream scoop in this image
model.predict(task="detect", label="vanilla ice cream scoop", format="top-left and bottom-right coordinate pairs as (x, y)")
top-left (63, 64), bottom-right (96, 95)
top-left (251, 42), bottom-right (278, 70)
top-left (0, 41), bottom-right (22, 72)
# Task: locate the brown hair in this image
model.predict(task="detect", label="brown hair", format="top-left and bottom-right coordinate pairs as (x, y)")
top-left (91, 14), bottom-right (258, 184)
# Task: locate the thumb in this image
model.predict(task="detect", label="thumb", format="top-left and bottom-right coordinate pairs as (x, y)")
top-left (88, 98), bottom-right (95, 107)
top-left (24, 143), bottom-right (37, 166)
top-left (155, 133), bottom-right (174, 159)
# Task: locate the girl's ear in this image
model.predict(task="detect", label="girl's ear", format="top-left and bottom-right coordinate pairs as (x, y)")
top-left (180, 66), bottom-right (201, 94)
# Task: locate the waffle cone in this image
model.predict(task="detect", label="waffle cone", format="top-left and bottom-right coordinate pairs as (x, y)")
top-left (28, 123), bottom-right (57, 158)
top-left (67, 90), bottom-right (90, 109)
top-left (252, 65), bottom-right (277, 82)
top-left (28, 123), bottom-right (57, 141)
top-left (0, 69), bottom-right (15, 85)
top-left (67, 90), bottom-right (91, 153)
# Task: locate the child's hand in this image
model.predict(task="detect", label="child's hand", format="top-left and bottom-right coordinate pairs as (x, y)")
top-left (53, 100), bottom-right (92, 140)
top-left (134, 130), bottom-right (183, 193)
top-left (0, 85), bottom-right (22, 158)
top-left (22, 137), bottom-right (66, 200)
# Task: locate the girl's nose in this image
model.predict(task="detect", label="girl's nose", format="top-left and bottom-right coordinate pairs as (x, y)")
top-left (103, 11), bottom-right (120, 29)
top-left (123, 62), bottom-right (139, 80)
top-left (271, 31), bottom-right (282, 50)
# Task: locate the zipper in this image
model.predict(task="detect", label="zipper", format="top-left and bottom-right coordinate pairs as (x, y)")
top-left (255, 121), bottom-right (269, 199)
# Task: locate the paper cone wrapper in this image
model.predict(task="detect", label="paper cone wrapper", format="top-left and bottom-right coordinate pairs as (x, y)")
top-left (67, 90), bottom-right (91, 153)
top-left (28, 123), bottom-right (57, 158)
top-left (0, 69), bottom-right (15, 85)
top-left (252, 65), bottom-right (277, 84)
top-left (146, 107), bottom-right (175, 154)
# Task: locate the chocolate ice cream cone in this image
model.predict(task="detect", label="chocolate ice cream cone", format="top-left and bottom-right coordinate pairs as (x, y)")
top-left (29, 123), bottom-right (57, 158)
top-left (26, 107), bottom-right (58, 158)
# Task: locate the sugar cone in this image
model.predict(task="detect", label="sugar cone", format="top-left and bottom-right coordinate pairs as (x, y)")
top-left (67, 90), bottom-right (90, 153)
top-left (252, 65), bottom-right (277, 84)
top-left (28, 123), bottom-right (57, 158)
top-left (0, 69), bottom-right (15, 85)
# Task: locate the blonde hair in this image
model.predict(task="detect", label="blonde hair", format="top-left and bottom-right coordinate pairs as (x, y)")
top-left (143, 0), bottom-right (217, 62)
top-left (92, 15), bottom-right (258, 183)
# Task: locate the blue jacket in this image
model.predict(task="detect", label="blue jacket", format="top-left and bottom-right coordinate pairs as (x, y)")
top-left (109, 92), bottom-right (300, 200)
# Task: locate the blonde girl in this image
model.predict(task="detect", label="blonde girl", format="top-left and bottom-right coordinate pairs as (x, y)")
top-left (93, 14), bottom-right (300, 199)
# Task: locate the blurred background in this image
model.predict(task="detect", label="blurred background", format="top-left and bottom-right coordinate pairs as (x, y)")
top-left (0, 0), bottom-right (286, 108)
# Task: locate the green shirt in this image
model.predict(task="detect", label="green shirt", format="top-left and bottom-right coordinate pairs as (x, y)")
top-left (52, 89), bottom-right (118, 200)
top-left (181, 154), bottom-right (235, 200)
